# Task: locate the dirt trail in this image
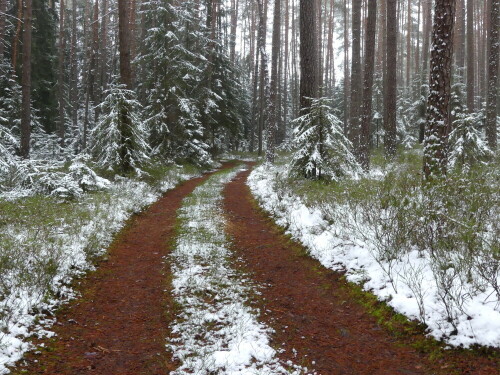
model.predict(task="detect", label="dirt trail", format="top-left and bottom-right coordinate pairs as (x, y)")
top-left (14, 163), bottom-right (235, 375)
top-left (223, 165), bottom-right (499, 375)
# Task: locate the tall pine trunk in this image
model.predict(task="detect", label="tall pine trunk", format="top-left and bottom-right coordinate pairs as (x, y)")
top-left (118, 0), bottom-right (133, 172)
top-left (20, 0), bottom-right (32, 158)
top-left (486, 0), bottom-right (499, 149)
top-left (466, 0), bottom-right (474, 112)
top-left (267, 0), bottom-right (281, 163)
top-left (424, 0), bottom-right (456, 179)
top-left (349, 0), bottom-right (362, 152)
top-left (300, 0), bottom-right (319, 111)
top-left (384, 0), bottom-right (397, 158)
top-left (360, 0), bottom-right (377, 170)
top-left (57, 0), bottom-right (66, 147)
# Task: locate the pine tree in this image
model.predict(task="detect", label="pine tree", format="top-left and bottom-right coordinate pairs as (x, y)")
top-left (449, 113), bottom-right (493, 172)
top-left (139, 0), bottom-right (212, 166)
top-left (290, 97), bottom-right (359, 181)
top-left (91, 86), bottom-right (149, 173)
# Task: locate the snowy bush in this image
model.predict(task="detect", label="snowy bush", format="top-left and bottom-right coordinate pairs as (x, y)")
top-left (289, 97), bottom-right (359, 181)
top-left (449, 113), bottom-right (493, 172)
top-left (91, 86), bottom-right (150, 174)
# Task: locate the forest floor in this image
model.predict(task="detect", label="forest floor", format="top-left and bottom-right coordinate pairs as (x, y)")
top-left (11, 162), bottom-right (499, 375)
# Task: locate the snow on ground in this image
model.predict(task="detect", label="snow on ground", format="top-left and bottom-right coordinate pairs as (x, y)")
top-left (0, 166), bottom-right (200, 374)
top-left (248, 163), bottom-right (500, 349)
top-left (168, 166), bottom-right (310, 375)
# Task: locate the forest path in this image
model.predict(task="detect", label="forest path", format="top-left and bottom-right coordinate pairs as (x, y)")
top-left (223, 164), bottom-right (499, 375)
top-left (13, 162), bottom-right (236, 375)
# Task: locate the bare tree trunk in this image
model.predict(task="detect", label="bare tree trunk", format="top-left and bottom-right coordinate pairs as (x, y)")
top-left (12, 0), bottom-right (23, 72)
top-left (343, 0), bottom-right (350, 132)
top-left (250, 0), bottom-right (257, 152)
top-left (58, 0), bottom-right (66, 147)
top-left (129, 0), bottom-right (137, 86)
top-left (424, 0), bottom-right (456, 179)
top-left (281, 0), bottom-right (289, 143)
top-left (0, 0), bottom-right (6, 59)
top-left (349, 0), bottom-right (362, 151)
top-left (384, 0), bottom-right (397, 158)
top-left (118, 0), bottom-right (133, 172)
top-left (20, 0), bottom-right (32, 158)
top-left (70, 0), bottom-right (78, 150)
top-left (98, 0), bottom-right (109, 114)
top-left (466, 0), bottom-right (474, 112)
top-left (230, 0), bottom-right (238, 63)
top-left (267, 0), bottom-right (281, 163)
top-left (257, 0), bottom-right (268, 156)
top-left (455, 0), bottom-right (465, 76)
top-left (300, 0), bottom-right (319, 110)
top-left (360, 0), bottom-right (377, 170)
top-left (486, 0), bottom-right (499, 149)
top-left (406, 0), bottom-right (411, 91)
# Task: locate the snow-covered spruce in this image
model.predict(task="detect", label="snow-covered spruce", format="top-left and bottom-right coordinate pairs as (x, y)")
top-left (0, 166), bottom-right (200, 374)
top-left (168, 167), bottom-right (308, 375)
top-left (248, 164), bottom-right (500, 349)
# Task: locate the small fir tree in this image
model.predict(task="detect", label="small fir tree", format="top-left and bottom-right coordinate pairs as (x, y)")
top-left (290, 97), bottom-right (360, 181)
top-left (91, 86), bottom-right (149, 174)
top-left (448, 113), bottom-right (493, 172)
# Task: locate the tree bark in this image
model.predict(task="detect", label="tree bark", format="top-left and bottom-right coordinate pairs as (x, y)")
top-left (423, 0), bottom-right (456, 179)
top-left (20, 0), bottom-right (32, 158)
top-left (486, 0), bottom-right (499, 149)
top-left (349, 0), bottom-right (362, 151)
top-left (299, 0), bottom-right (318, 111)
top-left (466, 0), bottom-right (474, 112)
top-left (12, 0), bottom-right (23, 72)
top-left (70, 0), bottom-right (78, 148)
top-left (267, 0), bottom-right (281, 163)
top-left (360, 0), bottom-right (377, 170)
top-left (0, 0), bottom-right (6, 59)
top-left (57, 0), bottom-right (66, 147)
top-left (230, 0), bottom-right (238, 63)
top-left (343, 0), bottom-right (350, 132)
top-left (384, 0), bottom-right (397, 158)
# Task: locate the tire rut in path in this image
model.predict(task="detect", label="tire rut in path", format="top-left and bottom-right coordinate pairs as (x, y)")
top-left (14, 162), bottom-right (236, 375)
top-left (223, 166), bottom-right (499, 375)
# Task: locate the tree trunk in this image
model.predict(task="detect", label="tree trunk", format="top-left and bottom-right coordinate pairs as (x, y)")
top-left (486, 0), bottom-right (499, 149)
top-left (406, 0), bottom-right (411, 91)
top-left (57, 0), bottom-right (66, 147)
top-left (349, 0), bottom-right (362, 151)
top-left (384, 0), bottom-right (397, 158)
top-left (466, 0), bottom-right (474, 112)
top-left (20, 0), bottom-right (32, 158)
top-left (70, 0), bottom-right (78, 149)
top-left (360, 0), bottom-right (377, 170)
top-left (343, 0), bottom-right (350, 132)
top-left (230, 0), bottom-right (238, 63)
top-left (300, 0), bottom-right (319, 111)
top-left (0, 0), bottom-right (6, 59)
top-left (424, 0), bottom-right (456, 179)
top-left (267, 0), bottom-right (281, 163)
top-left (118, 0), bottom-right (133, 172)
top-left (12, 0), bottom-right (23, 72)
top-left (455, 0), bottom-right (465, 76)
top-left (257, 0), bottom-right (268, 156)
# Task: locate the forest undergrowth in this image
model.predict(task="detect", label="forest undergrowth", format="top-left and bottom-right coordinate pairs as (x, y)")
top-left (0, 160), bottom-right (203, 373)
top-left (249, 148), bottom-right (500, 349)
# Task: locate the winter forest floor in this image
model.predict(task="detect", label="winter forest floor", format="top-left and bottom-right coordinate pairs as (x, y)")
top-left (10, 161), bottom-right (500, 375)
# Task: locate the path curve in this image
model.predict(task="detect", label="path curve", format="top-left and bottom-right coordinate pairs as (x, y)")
top-left (223, 165), bottom-right (499, 375)
top-left (14, 162), bottom-right (235, 375)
